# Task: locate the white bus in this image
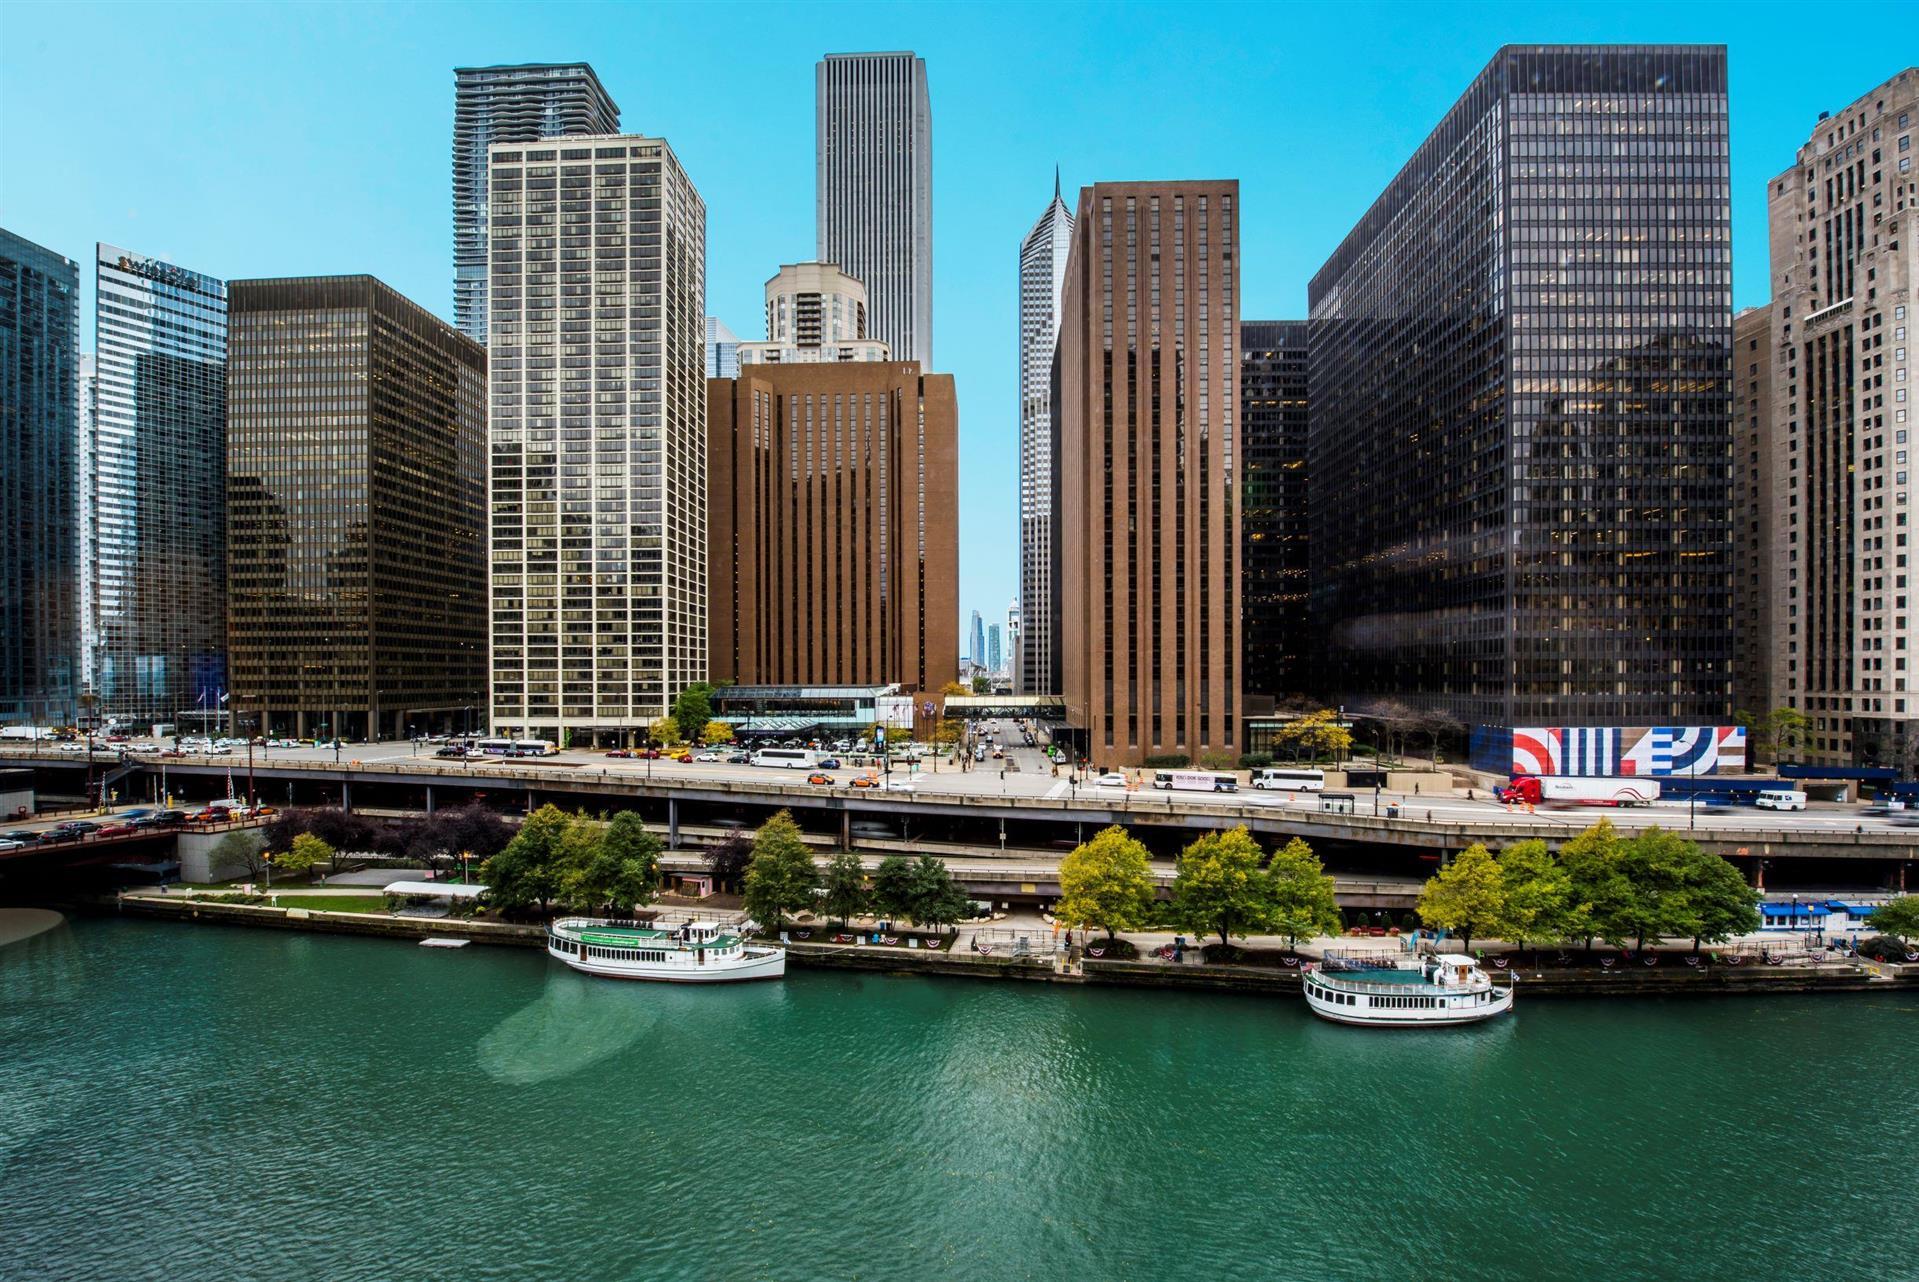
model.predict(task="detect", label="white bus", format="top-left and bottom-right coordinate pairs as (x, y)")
top-left (751, 747), bottom-right (816, 769)
top-left (477, 738), bottom-right (515, 756)
top-left (1251, 767), bottom-right (1325, 792)
top-left (511, 739), bottom-right (559, 757)
top-left (1152, 770), bottom-right (1238, 793)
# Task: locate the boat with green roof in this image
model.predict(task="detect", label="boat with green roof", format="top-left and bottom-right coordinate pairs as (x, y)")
top-left (546, 915), bottom-right (785, 982)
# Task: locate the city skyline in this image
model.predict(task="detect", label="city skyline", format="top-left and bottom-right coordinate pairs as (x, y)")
top-left (4, 2), bottom-right (1903, 626)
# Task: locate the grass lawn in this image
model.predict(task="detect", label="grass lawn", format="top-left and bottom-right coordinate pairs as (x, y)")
top-left (269, 894), bottom-right (393, 915)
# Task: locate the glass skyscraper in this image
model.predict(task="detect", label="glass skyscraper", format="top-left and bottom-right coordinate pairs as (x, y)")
top-left (0, 228), bottom-right (80, 726)
top-left (90, 244), bottom-right (228, 727)
top-left (1240, 320), bottom-right (1310, 701)
top-left (1308, 45), bottom-right (1734, 728)
top-left (453, 63), bottom-right (620, 345)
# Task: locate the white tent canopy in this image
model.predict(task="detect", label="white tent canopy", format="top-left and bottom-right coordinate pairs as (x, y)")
top-left (381, 881), bottom-right (486, 899)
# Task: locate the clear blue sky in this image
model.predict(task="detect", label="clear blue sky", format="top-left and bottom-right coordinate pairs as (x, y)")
top-left (1, 1), bottom-right (1909, 639)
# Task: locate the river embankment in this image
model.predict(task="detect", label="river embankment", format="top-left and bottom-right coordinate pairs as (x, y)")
top-left (101, 893), bottom-right (1916, 997)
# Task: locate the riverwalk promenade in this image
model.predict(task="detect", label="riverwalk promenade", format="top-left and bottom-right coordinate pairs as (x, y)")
top-left (107, 885), bottom-right (1916, 998)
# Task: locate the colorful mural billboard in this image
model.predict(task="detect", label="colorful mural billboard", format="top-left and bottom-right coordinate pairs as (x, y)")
top-left (1508, 726), bottom-right (1746, 777)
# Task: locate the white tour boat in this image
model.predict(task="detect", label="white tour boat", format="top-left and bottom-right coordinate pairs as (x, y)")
top-left (1301, 952), bottom-right (1514, 1027)
top-left (546, 916), bottom-right (785, 983)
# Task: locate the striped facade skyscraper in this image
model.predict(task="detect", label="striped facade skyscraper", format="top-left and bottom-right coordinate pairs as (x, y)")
top-left (816, 51), bottom-right (932, 367)
top-left (1017, 173), bottom-right (1072, 694)
top-left (486, 134), bottom-right (708, 743)
top-left (452, 63), bottom-right (619, 345)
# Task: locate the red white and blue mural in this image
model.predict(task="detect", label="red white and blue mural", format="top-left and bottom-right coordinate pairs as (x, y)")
top-left (1509, 726), bottom-right (1746, 777)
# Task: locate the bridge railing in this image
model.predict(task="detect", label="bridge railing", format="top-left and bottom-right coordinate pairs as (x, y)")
top-left (7, 748), bottom-right (1907, 848)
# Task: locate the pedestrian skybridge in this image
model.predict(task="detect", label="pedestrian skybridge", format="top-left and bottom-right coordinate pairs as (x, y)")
top-left (942, 695), bottom-right (1065, 719)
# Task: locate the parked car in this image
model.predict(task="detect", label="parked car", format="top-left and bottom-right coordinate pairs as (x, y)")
top-left (435, 746), bottom-right (469, 759)
top-left (694, 750), bottom-right (725, 762)
top-left (604, 749), bottom-right (634, 759)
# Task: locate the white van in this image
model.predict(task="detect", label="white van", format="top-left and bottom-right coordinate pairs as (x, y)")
top-left (1755, 789), bottom-right (1808, 812)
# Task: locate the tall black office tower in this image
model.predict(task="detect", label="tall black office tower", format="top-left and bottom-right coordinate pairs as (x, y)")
top-left (1241, 320), bottom-right (1311, 703)
top-left (1308, 45), bottom-right (1734, 728)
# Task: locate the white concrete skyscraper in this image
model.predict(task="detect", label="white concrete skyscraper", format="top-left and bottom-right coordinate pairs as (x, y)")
top-left (486, 135), bottom-right (707, 744)
top-left (1017, 173), bottom-right (1072, 694)
top-left (816, 51), bottom-right (932, 367)
top-left (453, 63), bottom-right (619, 345)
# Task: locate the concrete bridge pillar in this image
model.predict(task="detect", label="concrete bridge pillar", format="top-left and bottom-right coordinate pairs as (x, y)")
top-left (340, 781), bottom-right (351, 814)
top-left (668, 798), bottom-right (680, 849)
top-left (840, 811), bottom-right (851, 851)
top-left (424, 785), bottom-right (434, 816)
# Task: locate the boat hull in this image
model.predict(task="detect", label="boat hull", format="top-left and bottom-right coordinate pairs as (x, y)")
top-left (547, 942), bottom-right (786, 983)
top-left (1302, 978), bottom-right (1514, 1027)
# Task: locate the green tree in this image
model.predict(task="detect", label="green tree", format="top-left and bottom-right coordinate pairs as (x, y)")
top-left (672, 683), bottom-right (715, 743)
top-left (278, 832), bottom-right (332, 882)
top-left (1868, 896), bottom-right (1919, 942)
top-left (1056, 825), bottom-right (1155, 939)
top-left (870, 854), bottom-right (917, 922)
top-left (1673, 843), bottom-right (1759, 949)
top-left (561, 811), bottom-right (660, 914)
top-left (820, 851), bottom-right (869, 926)
top-left (907, 855), bottom-right (971, 930)
top-left (210, 829), bottom-right (267, 881)
top-left (742, 810), bottom-right (818, 929)
top-left (1559, 819), bottom-right (1631, 949)
top-left (1763, 707), bottom-right (1810, 765)
top-left (648, 715), bottom-right (683, 747)
top-left (1172, 826), bottom-right (1277, 949)
top-left (1495, 838), bottom-right (1583, 949)
top-left (1610, 827), bottom-right (1698, 950)
top-left (970, 675), bottom-right (990, 694)
top-left (1416, 843), bottom-right (1505, 948)
top-left (701, 720), bottom-right (734, 746)
top-left (1265, 837), bottom-right (1344, 944)
top-left (481, 804), bottom-right (572, 915)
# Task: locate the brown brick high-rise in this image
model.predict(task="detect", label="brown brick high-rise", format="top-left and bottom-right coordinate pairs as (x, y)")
top-left (707, 362), bottom-right (958, 691)
top-left (1057, 180), bottom-right (1242, 767)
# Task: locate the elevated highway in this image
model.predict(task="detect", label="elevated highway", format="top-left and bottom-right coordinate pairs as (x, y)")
top-left (5, 749), bottom-right (1913, 891)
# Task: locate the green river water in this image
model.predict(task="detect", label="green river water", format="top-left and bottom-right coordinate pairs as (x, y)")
top-left (2, 916), bottom-right (1916, 1281)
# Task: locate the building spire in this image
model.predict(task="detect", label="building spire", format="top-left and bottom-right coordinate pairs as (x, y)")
top-left (1053, 164), bottom-right (1061, 202)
